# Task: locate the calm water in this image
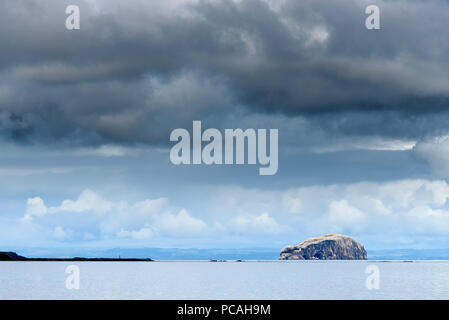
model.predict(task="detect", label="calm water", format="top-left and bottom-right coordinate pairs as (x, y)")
top-left (1, 260), bottom-right (449, 299)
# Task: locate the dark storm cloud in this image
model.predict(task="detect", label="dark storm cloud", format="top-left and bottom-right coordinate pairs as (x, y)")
top-left (1, 0), bottom-right (449, 145)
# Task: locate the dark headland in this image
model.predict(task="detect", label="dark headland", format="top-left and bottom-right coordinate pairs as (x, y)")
top-left (0, 251), bottom-right (153, 262)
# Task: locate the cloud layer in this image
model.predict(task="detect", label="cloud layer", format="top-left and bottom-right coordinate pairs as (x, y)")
top-left (7, 178), bottom-right (449, 248)
top-left (1, 0), bottom-right (449, 148)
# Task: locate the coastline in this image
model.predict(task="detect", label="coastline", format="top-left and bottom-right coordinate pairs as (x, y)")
top-left (0, 252), bottom-right (153, 262)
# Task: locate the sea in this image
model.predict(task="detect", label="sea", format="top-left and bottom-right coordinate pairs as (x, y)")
top-left (1, 260), bottom-right (449, 299)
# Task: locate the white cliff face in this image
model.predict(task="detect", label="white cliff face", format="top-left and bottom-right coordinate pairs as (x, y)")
top-left (280, 234), bottom-right (367, 260)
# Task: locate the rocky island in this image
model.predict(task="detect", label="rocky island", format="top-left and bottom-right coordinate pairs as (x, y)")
top-left (280, 234), bottom-right (367, 260)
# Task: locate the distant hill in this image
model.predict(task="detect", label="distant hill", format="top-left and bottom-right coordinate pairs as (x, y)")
top-left (0, 251), bottom-right (153, 261)
top-left (0, 251), bottom-right (26, 261)
top-left (368, 249), bottom-right (449, 260)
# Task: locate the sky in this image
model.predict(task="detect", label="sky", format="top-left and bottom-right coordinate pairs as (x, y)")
top-left (2, 0), bottom-right (449, 254)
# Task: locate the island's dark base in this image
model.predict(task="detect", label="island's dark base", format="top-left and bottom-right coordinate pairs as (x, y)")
top-left (0, 251), bottom-right (153, 262)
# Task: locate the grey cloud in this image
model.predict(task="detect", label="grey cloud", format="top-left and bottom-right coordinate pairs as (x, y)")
top-left (1, 0), bottom-right (449, 146)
